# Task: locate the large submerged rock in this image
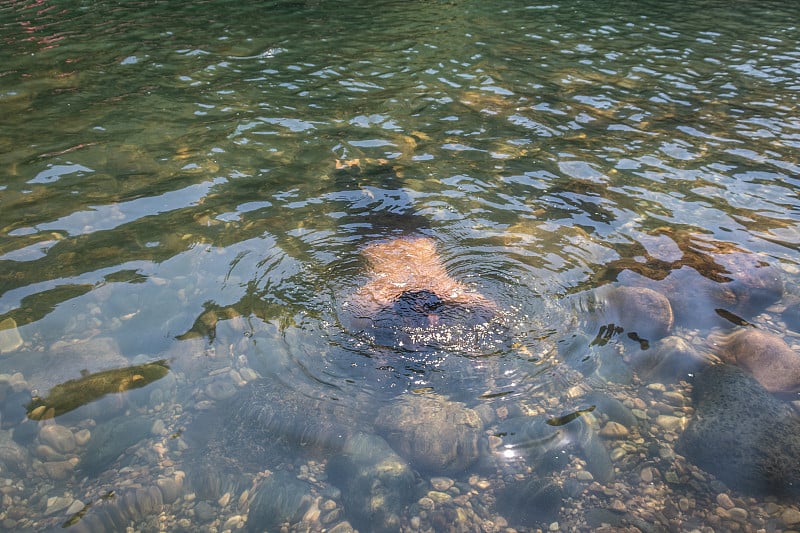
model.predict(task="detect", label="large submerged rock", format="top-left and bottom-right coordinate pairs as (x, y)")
top-left (630, 335), bottom-right (709, 383)
top-left (374, 394), bottom-right (484, 475)
top-left (327, 432), bottom-right (416, 533)
top-left (678, 364), bottom-right (800, 496)
top-left (597, 286), bottom-right (674, 341)
top-left (714, 328), bottom-right (800, 393)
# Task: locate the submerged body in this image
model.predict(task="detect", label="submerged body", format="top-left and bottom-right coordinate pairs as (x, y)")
top-left (343, 236), bottom-right (503, 353)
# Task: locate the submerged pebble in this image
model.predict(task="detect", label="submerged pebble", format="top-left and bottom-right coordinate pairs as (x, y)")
top-left (38, 424), bottom-right (76, 454)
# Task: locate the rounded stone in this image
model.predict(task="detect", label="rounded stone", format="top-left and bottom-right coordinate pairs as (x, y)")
top-left (375, 394), bottom-right (483, 475)
top-left (74, 429), bottom-right (91, 447)
top-left (430, 477), bottom-right (454, 491)
top-left (45, 496), bottom-right (73, 516)
top-left (715, 328), bottom-right (800, 393)
top-left (781, 508), bottom-right (800, 526)
top-left (321, 499), bottom-right (337, 511)
top-left (418, 497), bottom-right (435, 510)
top-left (655, 415), bottom-right (684, 432)
top-left (223, 515), bottom-right (245, 529)
top-left (66, 499), bottom-right (85, 516)
top-left (599, 421), bottom-right (629, 439)
top-left (41, 459), bottom-right (75, 480)
top-left (602, 286), bottom-right (674, 340)
top-left (716, 493), bottom-right (734, 509)
top-left (427, 490), bottom-right (451, 504)
top-left (728, 507), bottom-right (748, 522)
top-left (714, 252), bottom-right (783, 312)
top-left (35, 444), bottom-right (66, 461)
top-left (156, 477), bottom-right (182, 504)
top-left (631, 336), bottom-right (708, 383)
top-left (39, 424), bottom-right (76, 454)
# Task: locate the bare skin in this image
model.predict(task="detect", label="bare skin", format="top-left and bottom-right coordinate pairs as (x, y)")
top-left (345, 236), bottom-right (496, 325)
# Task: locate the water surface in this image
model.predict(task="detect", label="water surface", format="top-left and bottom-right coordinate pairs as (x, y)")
top-left (1, 0), bottom-right (800, 531)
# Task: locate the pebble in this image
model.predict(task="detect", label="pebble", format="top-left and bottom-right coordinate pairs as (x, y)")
top-left (575, 470), bottom-right (594, 481)
top-left (45, 495), bottom-right (73, 516)
top-left (218, 491), bottom-right (231, 507)
top-left (640, 467), bottom-right (654, 483)
top-left (654, 415), bottom-right (684, 432)
top-left (321, 499), bottom-right (337, 511)
top-left (729, 507), bottom-right (748, 523)
top-left (28, 405), bottom-right (48, 420)
top-left (239, 367), bottom-right (259, 382)
top-left (74, 429), bottom-right (91, 446)
top-left (661, 391), bottom-right (686, 406)
top-left (418, 497), bottom-right (435, 510)
top-left (610, 447), bottom-right (627, 461)
top-left (427, 490), bottom-right (451, 504)
top-left (65, 499), bottom-right (85, 516)
top-left (223, 515), bottom-right (245, 529)
top-left (678, 497), bottom-right (691, 512)
top-left (599, 421), bottom-right (629, 438)
top-left (35, 444), bottom-right (66, 461)
top-left (157, 477), bottom-right (182, 504)
top-left (38, 424), bottom-right (76, 454)
top-left (716, 493), bottom-right (735, 509)
top-left (468, 476), bottom-right (491, 490)
top-left (782, 508), bottom-right (800, 526)
top-left (41, 459), bottom-right (76, 480)
top-left (430, 477), bottom-right (454, 491)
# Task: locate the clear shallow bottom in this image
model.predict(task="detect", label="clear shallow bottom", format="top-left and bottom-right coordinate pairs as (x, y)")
top-left (1, 0), bottom-right (800, 531)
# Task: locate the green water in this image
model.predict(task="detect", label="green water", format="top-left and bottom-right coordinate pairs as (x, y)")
top-left (1, 0), bottom-right (800, 531)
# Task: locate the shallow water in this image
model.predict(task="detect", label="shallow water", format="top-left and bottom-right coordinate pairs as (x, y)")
top-left (1, 0), bottom-right (800, 531)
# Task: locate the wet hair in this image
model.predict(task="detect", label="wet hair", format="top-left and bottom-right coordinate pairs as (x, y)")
top-left (366, 290), bottom-right (498, 352)
top-left (391, 290), bottom-right (443, 327)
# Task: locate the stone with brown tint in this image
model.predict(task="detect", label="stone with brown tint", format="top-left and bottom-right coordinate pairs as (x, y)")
top-left (715, 328), bottom-right (800, 393)
top-left (602, 286), bottom-right (674, 340)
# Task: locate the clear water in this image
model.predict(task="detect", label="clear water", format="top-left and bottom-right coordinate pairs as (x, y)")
top-left (1, 0), bottom-right (799, 531)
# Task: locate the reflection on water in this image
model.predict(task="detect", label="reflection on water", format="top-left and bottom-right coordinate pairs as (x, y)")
top-left (1, 0), bottom-right (800, 531)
